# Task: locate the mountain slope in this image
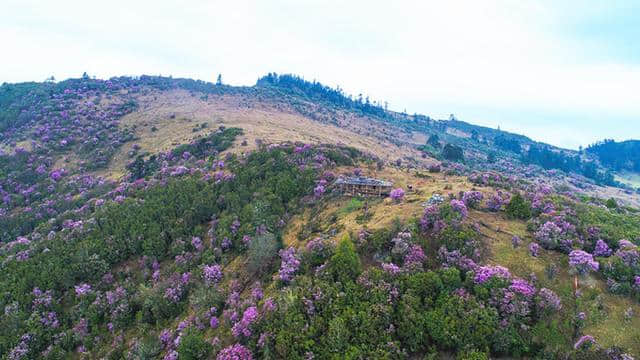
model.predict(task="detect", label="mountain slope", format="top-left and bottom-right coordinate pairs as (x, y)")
top-left (0, 74), bottom-right (639, 359)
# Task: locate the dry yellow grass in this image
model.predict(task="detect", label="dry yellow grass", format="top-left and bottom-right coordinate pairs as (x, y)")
top-left (93, 89), bottom-right (431, 180)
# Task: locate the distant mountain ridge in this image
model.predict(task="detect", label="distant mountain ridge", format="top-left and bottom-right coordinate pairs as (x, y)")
top-left (0, 73), bottom-right (636, 190)
top-left (586, 139), bottom-right (640, 173)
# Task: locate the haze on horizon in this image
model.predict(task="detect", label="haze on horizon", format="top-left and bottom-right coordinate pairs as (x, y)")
top-left (2, 0), bottom-right (639, 150)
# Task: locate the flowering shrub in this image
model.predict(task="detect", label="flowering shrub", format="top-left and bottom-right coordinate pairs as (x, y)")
top-left (487, 191), bottom-right (510, 212)
top-left (305, 237), bottom-right (335, 267)
top-left (568, 250), bottom-right (599, 276)
top-left (536, 288), bottom-right (562, 313)
top-left (231, 306), bottom-right (259, 338)
top-left (593, 239), bottom-right (612, 257)
top-left (404, 244), bottom-right (425, 270)
top-left (474, 265), bottom-right (511, 284)
top-left (534, 219), bottom-right (575, 253)
top-left (511, 236), bottom-right (521, 248)
top-left (462, 191), bottom-right (483, 209)
top-left (509, 278), bottom-right (536, 297)
top-left (314, 184), bottom-right (325, 198)
top-left (450, 199), bottom-right (468, 219)
top-left (203, 264), bottom-right (223, 285)
top-left (217, 344), bottom-right (253, 360)
top-left (574, 335), bottom-right (596, 350)
top-left (529, 242), bottom-right (540, 257)
top-left (389, 188), bottom-right (405, 203)
top-left (278, 247), bottom-right (300, 283)
top-left (74, 283), bottom-right (92, 297)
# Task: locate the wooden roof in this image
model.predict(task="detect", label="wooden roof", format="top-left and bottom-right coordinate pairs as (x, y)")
top-left (334, 176), bottom-right (392, 187)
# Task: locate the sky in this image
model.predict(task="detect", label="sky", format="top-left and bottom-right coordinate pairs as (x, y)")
top-left (1, 0), bottom-right (639, 149)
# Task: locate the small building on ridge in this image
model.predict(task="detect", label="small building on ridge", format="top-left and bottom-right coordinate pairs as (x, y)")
top-left (334, 176), bottom-right (393, 197)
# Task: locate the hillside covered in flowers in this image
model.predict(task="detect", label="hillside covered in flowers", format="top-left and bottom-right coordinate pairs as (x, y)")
top-left (1, 75), bottom-right (639, 359)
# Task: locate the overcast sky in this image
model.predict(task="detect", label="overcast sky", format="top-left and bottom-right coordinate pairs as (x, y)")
top-left (2, 0), bottom-right (639, 149)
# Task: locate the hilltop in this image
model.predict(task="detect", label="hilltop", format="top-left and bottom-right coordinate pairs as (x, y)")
top-left (0, 74), bottom-right (639, 359)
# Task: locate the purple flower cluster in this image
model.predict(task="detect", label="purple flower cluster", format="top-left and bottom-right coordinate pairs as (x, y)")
top-left (8, 334), bottom-right (32, 360)
top-left (536, 288), bottom-right (562, 312)
top-left (574, 335), bottom-right (596, 350)
top-left (203, 264), bottom-right (223, 285)
top-left (231, 306), bottom-right (259, 338)
top-left (382, 262), bottom-right (402, 275)
top-left (487, 190), bottom-right (510, 212)
top-left (509, 278), bottom-right (536, 297)
top-left (163, 272), bottom-right (190, 302)
top-left (74, 283), bottom-right (92, 297)
top-left (278, 247), bottom-right (300, 283)
top-left (216, 344), bottom-right (253, 360)
top-left (389, 188), bottom-right (405, 203)
top-left (191, 236), bottom-right (203, 252)
top-left (462, 190), bottom-right (483, 209)
top-left (438, 246), bottom-right (478, 272)
top-left (593, 239), bottom-right (612, 257)
top-left (474, 265), bottom-right (511, 284)
top-left (568, 250), bottom-right (599, 275)
top-left (306, 237), bottom-right (334, 259)
top-left (511, 236), bottom-right (521, 248)
top-left (314, 184), bottom-right (325, 198)
top-left (420, 204), bottom-right (445, 233)
top-left (404, 244), bottom-right (425, 269)
top-left (450, 199), bottom-right (468, 219)
top-left (32, 287), bottom-right (53, 308)
top-left (529, 242), bottom-right (540, 257)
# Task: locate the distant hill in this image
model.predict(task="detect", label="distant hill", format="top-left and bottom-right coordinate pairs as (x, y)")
top-left (587, 139), bottom-right (640, 172)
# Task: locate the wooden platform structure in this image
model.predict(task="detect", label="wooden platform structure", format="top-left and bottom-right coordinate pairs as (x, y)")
top-left (334, 176), bottom-right (393, 197)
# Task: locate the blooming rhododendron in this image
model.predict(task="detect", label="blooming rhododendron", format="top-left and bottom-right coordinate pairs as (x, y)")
top-left (574, 335), bottom-right (596, 350)
top-left (314, 184), bottom-right (325, 197)
top-left (568, 250), bottom-right (599, 275)
top-left (404, 244), bottom-right (425, 269)
top-left (537, 288), bottom-right (562, 312)
top-left (450, 199), bottom-right (468, 218)
top-left (509, 278), bottom-right (535, 297)
top-left (278, 247), bottom-right (300, 283)
top-left (462, 190), bottom-right (483, 209)
top-left (217, 344), bottom-right (253, 360)
top-left (474, 265), bottom-right (511, 284)
top-left (74, 283), bottom-right (91, 297)
top-left (231, 306), bottom-right (259, 338)
top-left (529, 242), bottom-right (540, 257)
top-left (389, 188), bottom-right (405, 203)
top-left (593, 239), bottom-right (612, 257)
top-left (382, 263), bottom-right (402, 274)
top-left (203, 264), bottom-right (223, 285)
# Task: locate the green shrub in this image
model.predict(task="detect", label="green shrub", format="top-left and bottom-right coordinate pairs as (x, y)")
top-left (505, 193), bottom-right (532, 219)
top-left (328, 235), bottom-right (362, 282)
top-left (425, 294), bottom-right (498, 352)
top-left (247, 232), bottom-right (279, 276)
top-left (177, 329), bottom-right (212, 360)
top-left (442, 144), bottom-right (464, 162)
top-left (457, 349), bottom-right (489, 360)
